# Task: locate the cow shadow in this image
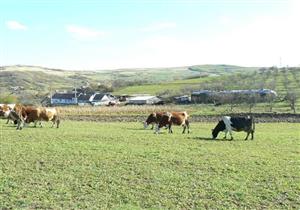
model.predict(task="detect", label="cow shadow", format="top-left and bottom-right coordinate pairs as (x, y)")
top-left (191, 136), bottom-right (237, 141)
top-left (127, 128), bottom-right (147, 131)
top-left (2, 124), bottom-right (17, 128)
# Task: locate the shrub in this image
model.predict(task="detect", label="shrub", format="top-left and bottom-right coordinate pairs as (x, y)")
top-left (0, 95), bottom-right (18, 104)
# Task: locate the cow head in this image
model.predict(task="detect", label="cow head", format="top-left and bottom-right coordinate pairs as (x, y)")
top-left (155, 112), bottom-right (172, 134)
top-left (0, 106), bottom-right (12, 118)
top-left (144, 112), bottom-right (156, 129)
top-left (212, 120), bottom-right (226, 139)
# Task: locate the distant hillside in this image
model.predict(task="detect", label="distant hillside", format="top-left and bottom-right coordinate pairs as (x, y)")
top-left (114, 67), bottom-right (300, 101)
top-left (0, 64), bottom-right (258, 104)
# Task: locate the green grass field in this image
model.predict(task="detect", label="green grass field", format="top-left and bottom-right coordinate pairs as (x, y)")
top-left (0, 120), bottom-right (299, 209)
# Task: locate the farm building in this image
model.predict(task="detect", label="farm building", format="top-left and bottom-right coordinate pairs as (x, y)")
top-left (174, 95), bottom-right (191, 104)
top-left (77, 93), bottom-right (94, 106)
top-left (191, 89), bottom-right (277, 104)
top-left (50, 92), bottom-right (117, 106)
top-left (51, 92), bottom-right (78, 105)
top-left (117, 94), bottom-right (131, 102)
top-left (90, 93), bottom-right (117, 106)
top-left (126, 95), bottom-right (163, 105)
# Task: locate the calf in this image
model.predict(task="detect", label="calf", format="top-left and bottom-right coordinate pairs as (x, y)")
top-left (144, 112), bottom-right (165, 129)
top-left (25, 107), bottom-right (60, 128)
top-left (156, 111), bottom-right (190, 134)
top-left (212, 116), bottom-right (255, 140)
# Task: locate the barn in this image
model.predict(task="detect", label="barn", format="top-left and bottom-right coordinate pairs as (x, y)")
top-left (50, 92), bottom-right (117, 106)
top-left (90, 93), bottom-right (117, 106)
top-left (191, 89), bottom-right (277, 104)
top-left (174, 95), bottom-right (191, 104)
top-left (126, 95), bottom-right (162, 105)
top-left (51, 93), bottom-right (78, 105)
top-left (77, 93), bottom-right (94, 106)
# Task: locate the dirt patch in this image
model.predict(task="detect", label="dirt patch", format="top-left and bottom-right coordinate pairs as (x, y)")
top-left (62, 113), bottom-right (300, 123)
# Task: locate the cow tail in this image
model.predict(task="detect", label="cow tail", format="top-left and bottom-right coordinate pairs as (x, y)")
top-left (56, 116), bottom-right (61, 128)
top-left (183, 111), bottom-right (189, 119)
top-left (251, 116), bottom-right (255, 132)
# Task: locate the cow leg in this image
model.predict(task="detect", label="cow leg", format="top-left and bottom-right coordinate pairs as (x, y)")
top-left (39, 122), bottom-right (43, 128)
top-left (245, 132), bottom-right (250, 140)
top-left (168, 124), bottom-right (173, 134)
top-left (182, 125), bottom-right (186, 134)
top-left (16, 120), bottom-right (20, 130)
top-left (56, 118), bottom-right (60, 128)
top-left (229, 131), bottom-right (233, 140)
top-left (51, 119), bottom-right (58, 128)
top-left (251, 130), bottom-right (254, 140)
top-left (155, 124), bottom-right (160, 134)
top-left (19, 120), bottom-right (24, 130)
top-left (6, 118), bottom-right (9, 124)
top-left (51, 116), bottom-right (60, 128)
top-left (186, 120), bottom-right (190, 133)
top-left (16, 120), bottom-right (22, 130)
top-left (51, 121), bottom-right (55, 128)
top-left (223, 130), bottom-right (228, 139)
top-left (151, 123), bottom-right (154, 130)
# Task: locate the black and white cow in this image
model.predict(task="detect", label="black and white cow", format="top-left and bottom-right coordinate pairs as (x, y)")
top-left (212, 116), bottom-right (255, 140)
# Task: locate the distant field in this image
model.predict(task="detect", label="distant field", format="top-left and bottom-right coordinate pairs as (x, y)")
top-left (56, 104), bottom-right (300, 120)
top-left (0, 120), bottom-right (299, 209)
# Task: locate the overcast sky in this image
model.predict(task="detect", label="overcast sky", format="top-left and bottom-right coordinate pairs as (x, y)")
top-left (1, 0), bottom-right (299, 70)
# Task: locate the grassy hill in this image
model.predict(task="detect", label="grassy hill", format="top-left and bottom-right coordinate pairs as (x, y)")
top-left (114, 67), bottom-right (300, 97)
top-left (0, 64), bottom-right (257, 104)
top-left (112, 67), bottom-right (300, 113)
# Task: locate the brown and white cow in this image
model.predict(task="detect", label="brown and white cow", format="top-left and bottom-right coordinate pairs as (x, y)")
top-left (25, 107), bottom-right (60, 128)
top-left (0, 104), bottom-right (16, 124)
top-left (144, 112), bottom-right (166, 129)
top-left (155, 111), bottom-right (190, 134)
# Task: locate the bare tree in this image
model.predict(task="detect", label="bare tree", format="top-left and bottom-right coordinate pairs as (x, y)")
top-left (247, 93), bottom-right (257, 113)
top-left (285, 91), bottom-right (297, 114)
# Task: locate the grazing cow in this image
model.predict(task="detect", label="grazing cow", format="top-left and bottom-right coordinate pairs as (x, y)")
top-left (144, 112), bottom-right (166, 129)
top-left (156, 111), bottom-right (190, 134)
top-left (212, 116), bottom-right (255, 140)
top-left (8, 110), bottom-right (25, 130)
top-left (25, 107), bottom-right (60, 128)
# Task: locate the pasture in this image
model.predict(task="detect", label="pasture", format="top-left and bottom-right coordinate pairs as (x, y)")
top-left (0, 120), bottom-right (299, 209)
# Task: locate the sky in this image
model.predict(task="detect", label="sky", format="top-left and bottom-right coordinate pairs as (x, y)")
top-left (0, 0), bottom-right (299, 70)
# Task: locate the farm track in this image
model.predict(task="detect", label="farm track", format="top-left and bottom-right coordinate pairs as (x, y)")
top-left (63, 113), bottom-right (300, 123)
